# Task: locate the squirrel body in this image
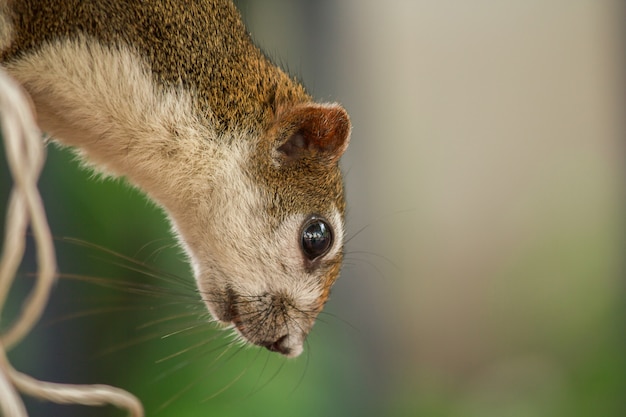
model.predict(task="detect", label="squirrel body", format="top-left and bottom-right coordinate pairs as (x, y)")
top-left (0, 0), bottom-right (350, 357)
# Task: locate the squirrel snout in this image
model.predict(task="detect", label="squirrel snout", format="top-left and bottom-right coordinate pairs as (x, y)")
top-left (259, 333), bottom-right (305, 358)
top-left (216, 288), bottom-right (312, 357)
top-left (260, 335), bottom-right (292, 356)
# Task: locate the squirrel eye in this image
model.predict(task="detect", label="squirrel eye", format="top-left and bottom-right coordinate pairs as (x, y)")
top-left (301, 218), bottom-right (333, 260)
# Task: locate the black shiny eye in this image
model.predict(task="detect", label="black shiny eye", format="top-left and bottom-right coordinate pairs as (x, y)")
top-left (301, 218), bottom-right (333, 260)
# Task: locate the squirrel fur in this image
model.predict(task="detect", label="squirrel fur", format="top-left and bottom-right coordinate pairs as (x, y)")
top-left (0, 0), bottom-right (351, 357)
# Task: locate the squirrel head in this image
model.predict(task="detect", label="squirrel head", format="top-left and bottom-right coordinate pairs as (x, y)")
top-left (0, 0), bottom-right (351, 358)
top-left (178, 103), bottom-right (351, 357)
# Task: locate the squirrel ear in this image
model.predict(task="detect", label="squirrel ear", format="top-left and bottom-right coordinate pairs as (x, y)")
top-left (275, 103), bottom-right (351, 164)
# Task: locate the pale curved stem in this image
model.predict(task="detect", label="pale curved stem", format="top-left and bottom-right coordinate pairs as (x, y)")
top-left (0, 68), bottom-right (144, 416)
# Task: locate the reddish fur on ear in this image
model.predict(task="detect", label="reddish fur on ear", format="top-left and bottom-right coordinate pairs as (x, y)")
top-left (275, 103), bottom-right (351, 164)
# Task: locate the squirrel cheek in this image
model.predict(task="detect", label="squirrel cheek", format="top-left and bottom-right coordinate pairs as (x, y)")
top-left (313, 259), bottom-right (342, 312)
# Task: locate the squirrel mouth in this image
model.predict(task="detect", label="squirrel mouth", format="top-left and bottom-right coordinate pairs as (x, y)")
top-left (217, 286), bottom-right (304, 357)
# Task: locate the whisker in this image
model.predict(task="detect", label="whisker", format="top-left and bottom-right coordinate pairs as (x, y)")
top-left (56, 272), bottom-right (199, 302)
top-left (289, 343), bottom-right (310, 398)
top-left (43, 305), bottom-right (151, 326)
top-left (155, 334), bottom-right (224, 364)
top-left (85, 257), bottom-right (195, 291)
top-left (150, 338), bottom-right (236, 385)
top-left (57, 236), bottom-right (194, 289)
top-left (317, 311), bottom-right (360, 335)
top-left (137, 311), bottom-right (203, 331)
top-left (155, 341), bottom-right (246, 412)
top-left (345, 208), bottom-right (418, 247)
top-left (134, 237), bottom-right (179, 264)
top-left (244, 351), bottom-right (288, 399)
top-left (344, 250), bottom-right (400, 270)
top-left (246, 349), bottom-right (272, 398)
top-left (93, 330), bottom-right (171, 358)
top-left (200, 366), bottom-right (249, 403)
top-left (344, 223), bottom-right (371, 245)
top-left (86, 313), bottom-right (209, 359)
top-left (342, 256), bottom-right (388, 281)
top-left (155, 374), bottom-right (202, 412)
top-left (200, 345), bottom-right (266, 403)
top-left (160, 322), bottom-right (209, 339)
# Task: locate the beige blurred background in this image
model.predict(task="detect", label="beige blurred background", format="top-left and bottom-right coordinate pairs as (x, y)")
top-left (243, 1), bottom-right (624, 415)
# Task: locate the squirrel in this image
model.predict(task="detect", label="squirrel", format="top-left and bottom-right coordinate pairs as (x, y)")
top-left (0, 0), bottom-right (351, 358)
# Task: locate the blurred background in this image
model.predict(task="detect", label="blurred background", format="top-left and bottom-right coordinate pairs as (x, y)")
top-left (1, 0), bottom-right (624, 416)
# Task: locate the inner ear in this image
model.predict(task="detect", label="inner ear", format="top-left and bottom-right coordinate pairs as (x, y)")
top-left (275, 103), bottom-right (351, 164)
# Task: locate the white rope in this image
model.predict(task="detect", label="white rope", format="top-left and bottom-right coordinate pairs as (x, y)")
top-left (0, 69), bottom-right (144, 416)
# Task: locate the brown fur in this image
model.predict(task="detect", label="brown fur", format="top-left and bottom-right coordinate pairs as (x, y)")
top-left (0, 0), bottom-right (350, 357)
top-left (1, 0), bottom-right (309, 132)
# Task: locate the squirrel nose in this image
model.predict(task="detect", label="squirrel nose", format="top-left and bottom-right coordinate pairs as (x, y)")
top-left (261, 335), bottom-right (291, 355)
